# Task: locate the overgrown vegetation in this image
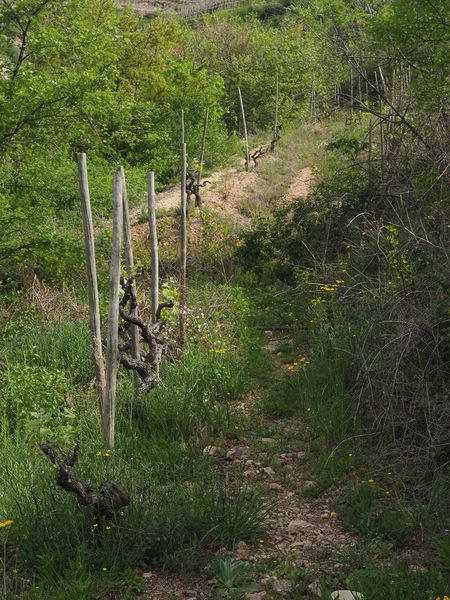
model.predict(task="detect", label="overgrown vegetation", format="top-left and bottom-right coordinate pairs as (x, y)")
top-left (0, 0), bottom-right (449, 598)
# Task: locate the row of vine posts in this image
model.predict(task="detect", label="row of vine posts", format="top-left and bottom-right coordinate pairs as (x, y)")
top-left (76, 58), bottom-right (407, 451)
top-left (76, 79), bottom-right (281, 451)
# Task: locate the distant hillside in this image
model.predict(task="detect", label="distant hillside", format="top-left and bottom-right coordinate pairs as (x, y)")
top-left (119, 0), bottom-right (241, 16)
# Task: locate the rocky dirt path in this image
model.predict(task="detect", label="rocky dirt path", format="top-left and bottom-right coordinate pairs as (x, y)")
top-left (136, 153), bottom-right (359, 599)
top-left (129, 155), bottom-right (314, 244)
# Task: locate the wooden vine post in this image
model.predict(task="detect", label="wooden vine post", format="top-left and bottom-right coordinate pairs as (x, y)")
top-left (271, 74), bottom-right (279, 151)
top-left (120, 167), bottom-right (140, 396)
top-left (179, 141), bottom-right (188, 345)
top-left (147, 171), bottom-right (159, 325)
top-left (77, 153), bottom-right (106, 429)
top-left (197, 108), bottom-right (209, 185)
top-left (238, 87), bottom-right (250, 171)
top-left (104, 168), bottom-right (123, 450)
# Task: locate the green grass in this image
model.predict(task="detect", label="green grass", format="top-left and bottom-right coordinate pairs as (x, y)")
top-left (0, 282), bottom-right (268, 599)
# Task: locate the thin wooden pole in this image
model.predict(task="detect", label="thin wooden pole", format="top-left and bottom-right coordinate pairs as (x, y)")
top-left (147, 171), bottom-right (159, 324)
top-left (350, 69), bottom-right (354, 121)
top-left (77, 153), bottom-right (106, 421)
top-left (104, 168), bottom-right (123, 450)
top-left (238, 87), bottom-right (250, 171)
top-left (120, 166), bottom-right (140, 396)
top-left (179, 143), bottom-right (187, 345)
top-left (181, 108), bottom-right (185, 145)
top-left (271, 74), bottom-right (279, 151)
top-left (197, 108), bottom-right (209, 185)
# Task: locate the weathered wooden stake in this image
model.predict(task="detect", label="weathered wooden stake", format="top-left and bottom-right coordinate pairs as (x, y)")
top-left (272, 74), bottom-right (279, 151)
top-left (350, 69), bottom-right (354, 120)
top-left (197, 108), bottom-right (209, 185)
top-left (104, 168), bottom-right (123, 450)
top-left (181, 108), bottom-right (185, 145)
top-left (238, 87), bottom-right (250, 171)
top-left (179, 142), bottom-right (187, 345)
top-left (77, 153), bottom-right (106, 423)
top-left (120, 166), bottom-right (140, 396)
top-left (147, 171), bottom-right (159, 324)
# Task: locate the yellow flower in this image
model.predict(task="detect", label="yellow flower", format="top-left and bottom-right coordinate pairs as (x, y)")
top-left (96, 451), bottom-right (102, 457)
top-left (330, 512), bottom-right (337, 519)
top-left (0, 519), bottom-right (13, 528)
top-left (258, 538), bottom-right (265, 544)
top-left (385, 491), bottom-right (391, 496)
top-left (348, 453), bottom-right (353, 457)
top-left (93, 523), bottom-right (99, 529)
top-left (105, 525), bottom-right (112, 531)
top-left (367, 479), bottom-right (375, 484)
top-left (335, 280), bottom-right (345, 284)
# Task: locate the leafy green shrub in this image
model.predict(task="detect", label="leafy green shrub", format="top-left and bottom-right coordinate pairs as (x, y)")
top-left (4, 320), bottom-right (93, 386)
top-left (0, 364), bottom-right (76, 443)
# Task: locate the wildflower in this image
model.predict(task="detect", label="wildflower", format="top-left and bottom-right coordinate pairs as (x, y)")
top-left (102, 567), bottom-right (108, 572)
top-left (335, 280), bottom-right (345, 285)
top-left (307, 407), bottom-right (311, 412)
top-left (310, 298), bottom-right (326, 306)
top-left (12, 569), bottom-right (17, 576)
top-left (96, 451), bottom-right (102, 457)
top-left (93, 523), bottom-right (99, 529)
top-left (385, 491), bottom-right (391, 496)
top-left (272, 560), bottom-right (278, 565)
top-left (348, 453), bottom-right (353, 458)
top-left (291, 547), bottom-right (298, 554)
top-left (0, 519), bottom-right (13, 528)
top-left (320, 285), bottom-right (337, 292)
top-left (330, 512), bottom-right (337, 519)
top-left (367, 479), bottom-right (375, 484)
top-left (105, 525), bottom-right (112, 531)
top-left (258, 538), bottom-right (265, 544)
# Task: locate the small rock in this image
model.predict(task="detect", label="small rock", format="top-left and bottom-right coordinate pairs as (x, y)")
top-left (247, 592), bottom-right (266, 600)
top-left (288, 519), bottom-right (312, 535)
top-left (273, 579), bottom-right (292, 594)
top-left (141, 571), bottom-right (155, 580)
top-left (263, 466), bottom-right (276, 477)
top-left (297, 451), bottom-right (306, 459)
top-left (330, 592), bottom-right (364, 600)
top-left (269, 482), bottom-right (282, 491)
top-left (307, 581), bottom-right (322, 597)
top-left (261, 437), bottom-right (276, 444)
top-left (226, 445), bottom-right (250, 460)
top-left (203, 445), bottom-right (221, 456)
top-left (235, 540), bottom-right (250, 560)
